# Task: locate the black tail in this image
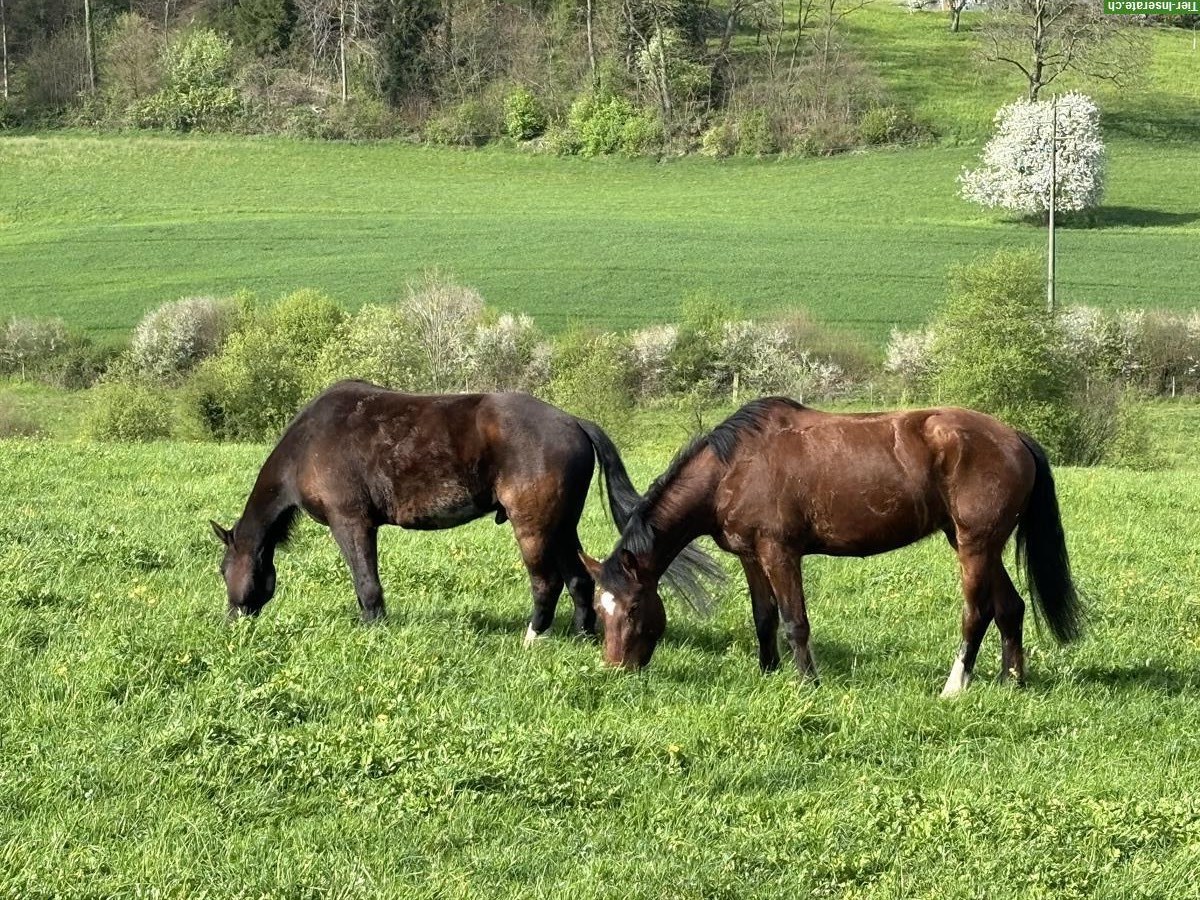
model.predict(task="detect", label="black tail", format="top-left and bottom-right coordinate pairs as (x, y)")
top-left (576, 418), bottom-right (726, 614)
top-left (1015, 433), bottom-right (1083, 644)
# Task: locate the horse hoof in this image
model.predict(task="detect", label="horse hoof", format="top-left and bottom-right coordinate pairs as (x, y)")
top-left (524, 625), bottom-right (549, 648)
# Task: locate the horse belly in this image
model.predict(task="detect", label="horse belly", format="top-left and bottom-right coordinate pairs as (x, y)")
top-left (808, 489), bottom-right (939, 557)
top-left (391, 481), bottom-right (490, 530)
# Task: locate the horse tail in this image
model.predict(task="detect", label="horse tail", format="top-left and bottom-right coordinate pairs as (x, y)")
top-left (575, 418), bottom-right (726, 614)
top-left (574, 418), bottom-right (641, 531)
top-left (1015, 433), bottom-right (1083, 644)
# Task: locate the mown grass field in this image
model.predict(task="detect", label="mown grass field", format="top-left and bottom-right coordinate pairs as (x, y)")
top-left (2, 132), bottom-right (1198, 347)
top-left (2, 428), bottom-right (1199, 897)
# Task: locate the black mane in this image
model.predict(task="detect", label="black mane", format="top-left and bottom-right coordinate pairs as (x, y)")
top-left (610, 397), bottom-right (804, 611)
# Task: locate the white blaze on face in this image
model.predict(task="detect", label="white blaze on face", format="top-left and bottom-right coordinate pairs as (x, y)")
top-left (599, 591), bottom-right (617, 617)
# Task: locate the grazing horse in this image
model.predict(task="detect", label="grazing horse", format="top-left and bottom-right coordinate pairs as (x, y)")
top-left (582, 397), bottom-right (1083, 696)
top-left (210, 380), bottom-right (716, 640)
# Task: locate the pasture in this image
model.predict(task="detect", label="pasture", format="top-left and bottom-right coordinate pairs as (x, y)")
top-left (1, 131), bottom-right (1198, 346)
top-left (2, 431), bottom-right (1200, 897)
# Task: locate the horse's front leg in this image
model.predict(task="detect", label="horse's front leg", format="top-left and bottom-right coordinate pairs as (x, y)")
top-left (757, 541), bottom-right (817, 682)
top-left (330, 519), bottom-right (386, 623)
top-left (740, 557), bottom-right (780, 673)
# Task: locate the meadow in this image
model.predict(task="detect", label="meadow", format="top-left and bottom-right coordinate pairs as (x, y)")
top-left (2, 131), bottom-right (1198, 347)
top-left (2, 426), bottom-right (1200, 897)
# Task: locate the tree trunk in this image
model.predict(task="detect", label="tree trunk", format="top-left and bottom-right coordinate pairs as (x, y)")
top-left (949, 5), bottom-right (961, 31)
top-left (83, 0), bottom-right (97, 92)
top-left (585, 0), bottom-right (597, 86)
top-left (338, 0), bottom-right (348, 102)
top-left (1, 0), bottom-right (8, 102)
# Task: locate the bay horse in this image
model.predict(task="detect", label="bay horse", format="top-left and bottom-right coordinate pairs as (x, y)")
top-left (210, 380), bottom-right (717, 640)
top-left (581, 397), bottom-right (1083, 696)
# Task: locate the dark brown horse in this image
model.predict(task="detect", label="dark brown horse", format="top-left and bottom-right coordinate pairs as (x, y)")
top-left (582, 397), bottom-right (1083, 696)
top-left (211, 380), bottom-right (717, 640)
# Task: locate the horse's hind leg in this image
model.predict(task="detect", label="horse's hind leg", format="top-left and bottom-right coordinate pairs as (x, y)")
top-left (329, 518), bottom-right (385, 624)
top-left (757, 541), bottom-right (817, 681)
top-left (941, 543), bottom-right (994, 698)
top-left (993, 564), bottom-right (1026, 685)
top-left (557, 531), bottom-right (597, 637)
top-left (512, 524), bottom-right (565, 646)
top-left (741, 557), bottom-right (780, 673)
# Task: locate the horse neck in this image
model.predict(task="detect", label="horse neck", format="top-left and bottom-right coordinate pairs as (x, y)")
top-left (634, 453), bottom-right (722, 580)
top-left (235, 467), bottom-right (294, 557)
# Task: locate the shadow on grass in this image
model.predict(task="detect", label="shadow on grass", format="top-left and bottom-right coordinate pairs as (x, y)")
top-left (1066, 662), bottom-right (1200, 695)
top-left (1060, 206), bottom-right (1200, 230)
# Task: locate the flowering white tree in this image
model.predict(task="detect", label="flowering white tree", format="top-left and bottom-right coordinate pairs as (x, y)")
top-left (959, 92), bottom-right (1105, 218)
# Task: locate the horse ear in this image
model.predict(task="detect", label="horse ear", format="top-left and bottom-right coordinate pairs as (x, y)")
top-left (210, 520), bottom-right (232, 546)
top-left (618, 548), bottom-right (638, 576)
top-left (579, 551), bottom-right (602, 580)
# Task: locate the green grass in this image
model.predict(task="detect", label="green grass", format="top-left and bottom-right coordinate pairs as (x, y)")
top-left (1, 132), bottom-right (1198, 346)
top-left (2, 431), bottom-right (1199, 897)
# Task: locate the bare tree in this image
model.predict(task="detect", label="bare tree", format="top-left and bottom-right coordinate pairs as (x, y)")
top-left (979, 0), bottom-right (1148, 101)
top-left (947, 0), bottom-right (968, 33)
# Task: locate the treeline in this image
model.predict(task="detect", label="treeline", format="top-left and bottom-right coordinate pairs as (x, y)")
top-left (2, 256), bottom-right (1198, 466)
top-left (0, 0), bottom-right (935, 154)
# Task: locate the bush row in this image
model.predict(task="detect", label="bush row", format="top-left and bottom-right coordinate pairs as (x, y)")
top-left (5, 267), bottom-right (1196, 467)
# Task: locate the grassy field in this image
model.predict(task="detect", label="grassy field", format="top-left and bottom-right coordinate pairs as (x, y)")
top-left (2, 132), bottom-right (1198, 347)
top-left (2, 428), bottom-right (1199, 897)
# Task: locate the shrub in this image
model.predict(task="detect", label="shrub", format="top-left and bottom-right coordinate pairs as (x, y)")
top-left (715, 319), bottom-right (848, 402)
top-left (39, 336), bottom-right (119, 390)
top-left (467, 313), bottom-right (547, 392)
top-left (1131, 310), bottom-right (1200, 395)
top-left (627, 325), bottom-right (679, 401)
top-left (566, 94), bottom-right (660, 157)
top-left (547, 330), bottom-right (634, 428)
top-left (667, 296), bottom-right (736, 394)
top-left (883, 326), bottom-right (936, 393)
top-left (129, 296), bottom-right (239, 383)
top-left (307, 304), bottom-right (423, 394)
top-left (858, 105), bottom-right (923, 146)
top-left (425, 99), bottom-right (501, 147)
top-left (0, 317), bottom-right (70, 379)
top-left (134, 29), bottom-right (241, 131)
top-left (401, 274), bottom-right (487, 391)
top-left (736, 109), bottom-right (778, 157)
top-left (84, 382), bottom-right (175, 441)
top-left (186, 289), bottom-right (345, 441)
top-left (700, 122), bottom-right (736, 158)
top-left (929, 249), bottom-right (1105, 463)
top-left (1058, 304), bottom-right (1138, 385)
top-left (503, 88), bottom-right (547, 141)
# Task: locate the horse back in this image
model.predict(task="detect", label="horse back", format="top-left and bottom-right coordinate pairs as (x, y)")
top-left (715, 405), bottom-right (1032, 557)
top-left (281, 382), bottom-right (592, 528)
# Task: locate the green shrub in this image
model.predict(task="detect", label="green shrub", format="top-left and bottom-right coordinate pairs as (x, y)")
top-left (134, 29), bottom-right (241, 131)
top-left (667, 296), bottom-right (738, 395)
top-left (546, 330), bottom-right (634, 430)
top-left (542, 125), bottom-right (582, 156)
top-left (858, 105), bottom-right (922, 146)
top-left (185, 289), bottom-right (345, 441)
top-left (701, 122), bottom-right (737, 158)
top-left (84, 382), bottom-right (175, 441)
top-left (503, 88), bottom-right (547, 141)
top-left (425, 99), bottom-right (501, 147)
top-left (929, 250), bottom-right (1107, 464)
top-left (566, 94), bottom-right (659, 157)
top-left (736, 109), bottom-right (778, 157)
top-left (307, 304), bottom-right (423, 395)
top-left (467, 313), bottom-right (547, 392)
